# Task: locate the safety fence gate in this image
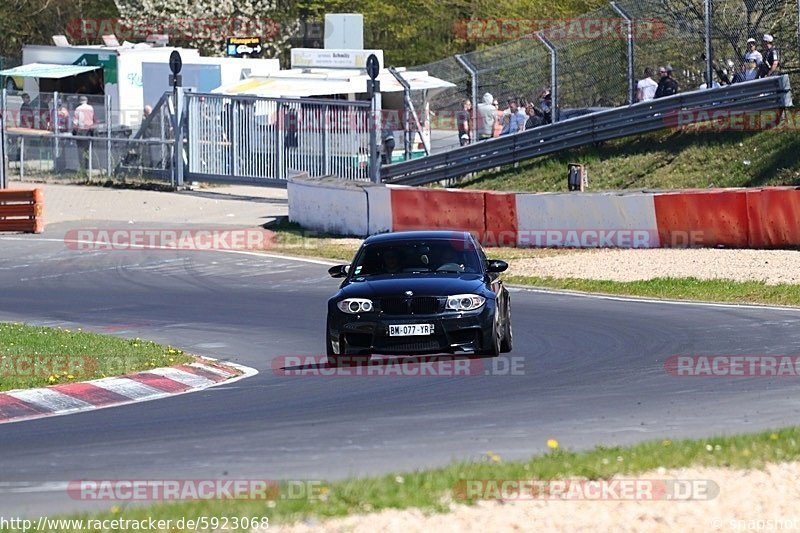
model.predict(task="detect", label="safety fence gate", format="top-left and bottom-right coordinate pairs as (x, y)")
top-left (186, 93), bottom-right (372, 184)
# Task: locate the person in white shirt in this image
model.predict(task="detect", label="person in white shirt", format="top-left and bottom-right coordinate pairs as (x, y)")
top-left (636, 68), bottom-right (658, 101)
top-left (73, 96), bottom-right (95, 133)
top-left (744, 38), bottom-right (763, 66)
top-left (73, 96), bottom-right (96, 170)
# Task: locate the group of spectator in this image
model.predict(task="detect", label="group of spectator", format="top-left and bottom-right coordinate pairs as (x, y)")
top-left (15, 93), bottom-right (95, 134)
top-left (457, 89), bottom-right (553, 144)
top-left (636, 34), bottom-right (780, 102)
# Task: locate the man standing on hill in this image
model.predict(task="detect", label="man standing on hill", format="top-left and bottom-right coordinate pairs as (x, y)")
top-left (636, 68), bottom-right (658, 101)
top-left (760, 34), bottom-right (779, 77)
top-left (744, 38), bottom-right (763, 67)
top-left (500, 99), bottom-right (526, 135)
top-left (654, 66), bottom-right (679, 98)
top-left (476, 92), bottom-right (496, 141)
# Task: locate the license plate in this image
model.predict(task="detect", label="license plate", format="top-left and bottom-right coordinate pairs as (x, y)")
top-left (389, 324), bottom-right (434, 336)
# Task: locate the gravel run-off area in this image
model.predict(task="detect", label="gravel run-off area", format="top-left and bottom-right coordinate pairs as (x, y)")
top-left (507, 248), bottom-right (800, 285)
top-left (269, 462), bottom-right (800, 533)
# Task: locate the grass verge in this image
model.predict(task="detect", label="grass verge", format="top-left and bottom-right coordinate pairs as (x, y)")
top-left (0, 323), bottom-right (193, 392)
top-left (454, 127), bottom-right (800, 192)
top-left (506, 276), bottom-right (800, 307)
top-left (27, 426), bottom-right (800, 531)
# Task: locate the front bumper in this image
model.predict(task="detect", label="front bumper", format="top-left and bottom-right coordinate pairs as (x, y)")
top-left (327, 302), bottom-right (496, 356)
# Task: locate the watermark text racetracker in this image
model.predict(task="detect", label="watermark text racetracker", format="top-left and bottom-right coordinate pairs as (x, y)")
top-left (453, 17), bottom-right (666, 41)
top-left (666, 355), bottom-right (800, 377)
top-left (64, 228), bottom-right (275, 252)
top-left (455, 478), bottom-right (719, 500)
top-left (67, 479), bottom-right (324, 501)
top-left (273, 355), bottom-right (526, 377)
top-left (0, 354), bottom-right (98, 379)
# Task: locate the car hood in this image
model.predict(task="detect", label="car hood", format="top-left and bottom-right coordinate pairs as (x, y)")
top-left (336, 273), bottom-right (486, 299)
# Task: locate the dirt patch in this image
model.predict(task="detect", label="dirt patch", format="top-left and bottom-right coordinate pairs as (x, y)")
top-left (270, 462), bottom-right (800, 532)
top-left (508, 248), bottom-right (800, 285)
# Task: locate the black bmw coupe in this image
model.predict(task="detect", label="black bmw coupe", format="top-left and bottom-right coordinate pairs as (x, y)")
top-left (326, 230), bottom-right (512, 366)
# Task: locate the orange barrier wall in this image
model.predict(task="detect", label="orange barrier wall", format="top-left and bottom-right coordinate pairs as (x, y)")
top-left (0, 189), bottom-right (44, 234)
top-left (746, 187), bottom-right (800, 247)
top-left (391, 188), bottom-right (486, 236)
top-left (654, 190), bottom-right (749, 248)
top-left (483, 192), bottom-right (517, 247)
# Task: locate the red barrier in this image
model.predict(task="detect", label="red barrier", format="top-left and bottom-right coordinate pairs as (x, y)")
top-left (482, 192), bottom-right (518, 247)
top-left (746, 187), bottom-right (800, 247)
top-left (654, 190), bottom-right (749, 248)
top-left (391, 188), bottom-right (485, 236)
top-left (0, 189), bottom-right (44, 234)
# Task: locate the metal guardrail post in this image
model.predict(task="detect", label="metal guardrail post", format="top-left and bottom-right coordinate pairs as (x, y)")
top-left (536, 32), bottom-right (559, 123)
top-left (611, 2), bottom-right (635, 105)
top-left (0, 88), bottom-right (6, 188)
top-left (704, 0), bottom-right (713, 89)
top-left (454, 54), bottom-right (479, 144)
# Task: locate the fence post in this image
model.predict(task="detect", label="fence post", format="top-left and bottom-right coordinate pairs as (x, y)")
top-left (611, 2), bottom-right (636, 104)
top-left (536, 31), bottom-right (559, 123)
top-left (454, 54), bottom-right (479, 144)
top-left (106, 93), bottom-right (112, 176)
top-left (232, 99), bottom-right (240, 178)
top-left (0, 88), bottom-right (6, 188)
top-left (174, 88), bottom-right (185, 187)
top-left (704, 0), bottom-right (713, 88)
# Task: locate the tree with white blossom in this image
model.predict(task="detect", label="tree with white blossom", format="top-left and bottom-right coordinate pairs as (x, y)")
top-left (112, 0), bottom-right (294, 59)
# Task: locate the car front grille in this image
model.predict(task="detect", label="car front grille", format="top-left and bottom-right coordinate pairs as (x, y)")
top-left (380, 297), bottom-right (442, 315)
top-left (383, 340), bottom-right (442, 352)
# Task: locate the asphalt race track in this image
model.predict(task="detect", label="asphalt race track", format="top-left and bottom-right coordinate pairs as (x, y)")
top-left (2, 224), bottom-right (800, 517)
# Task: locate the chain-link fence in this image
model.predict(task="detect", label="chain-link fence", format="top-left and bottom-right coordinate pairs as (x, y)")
top-left (410, 0), bottom-right (798, 139)
top-left (2, 89), bottom-right (173, 183)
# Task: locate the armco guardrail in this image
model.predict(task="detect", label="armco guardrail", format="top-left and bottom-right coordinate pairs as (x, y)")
top-left (0, 189), bottom-right (44, 233)
top-left (381, 76), bottom-right (793, 186)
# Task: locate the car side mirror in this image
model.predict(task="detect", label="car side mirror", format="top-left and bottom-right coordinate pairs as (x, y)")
top-left (486, 260), bottom-right (508, 273)
top-left (328, 264), bottom-right (349, 278)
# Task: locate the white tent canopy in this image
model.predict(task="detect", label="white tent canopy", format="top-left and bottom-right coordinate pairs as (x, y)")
top-left (212, 67), bottom-right (455, 98)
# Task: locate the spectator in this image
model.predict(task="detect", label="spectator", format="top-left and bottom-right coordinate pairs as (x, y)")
top-left (654, 66), bottom-right (679, 98)
top-left (524, 103), bottom-right (544, 130)
top-left (636, 68), bottom-right (658, 101)
top-left (760, 34), bottom-right (779, 77)
top-left (744, 58), bottom-right (759, 81)
top-left (476, 92), bottom-right (496, 141)
top-left (381, 121), bottom-right (396, 165)
top-left (55, 105), bottom-right (70, 133)
top-left (73, 96), bottom-right (96, 170)
top-left (744, 38), bottom-right (763, 67)
top-left (18, 93), bottom-right (34, 128)
top-left (500, 99), bottom-right (526, 135)
top-left (698, 72), bottom-right (721, 90)
top-left (539, 89), bottom-right (553, 124)
top-left (456, 98), bottom-right (472, 146)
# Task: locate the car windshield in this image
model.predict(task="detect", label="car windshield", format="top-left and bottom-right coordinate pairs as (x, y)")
top-left (351, 239), bottom-right (482, 276)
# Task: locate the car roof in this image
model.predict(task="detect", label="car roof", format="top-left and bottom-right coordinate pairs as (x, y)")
top-left (363, 230), bottom-right (474, 244)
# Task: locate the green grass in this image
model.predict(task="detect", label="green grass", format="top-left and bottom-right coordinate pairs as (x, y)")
top-left (0, 323), bottom-right (193, 391)
top-left (455, 127), bottom-right (800, 192)
top-left (506, 276), bottom-right (800, 306)
top-left (24, 426), bottom-right (800, 531)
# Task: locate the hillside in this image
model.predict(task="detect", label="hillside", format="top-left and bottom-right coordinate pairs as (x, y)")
top-left (455, 127), bottom-right (800, 192)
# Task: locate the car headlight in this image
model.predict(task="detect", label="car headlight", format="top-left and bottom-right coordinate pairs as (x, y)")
top-left (337, 298), bottom-right (374, 314)
top-left (445, 294), bottom-right (486, 311)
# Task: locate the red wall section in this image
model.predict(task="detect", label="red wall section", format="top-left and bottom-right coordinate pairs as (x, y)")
top-left (746, 188), bottom-right (800, 247)
top-left (483, 192), bottom-right (518, 247)
top-left (654, 190), bottom-right (750, 248)
top-left (391, 188), bottom-right (486, 235)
